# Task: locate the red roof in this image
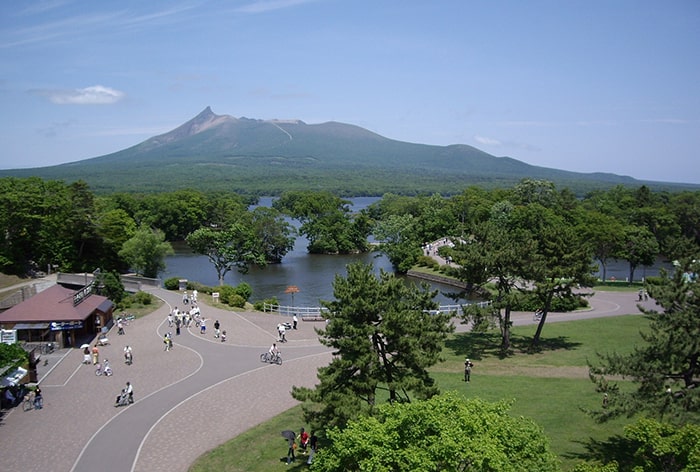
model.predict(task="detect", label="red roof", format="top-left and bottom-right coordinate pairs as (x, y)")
top-left (0, 284), bottom-right (113, 324)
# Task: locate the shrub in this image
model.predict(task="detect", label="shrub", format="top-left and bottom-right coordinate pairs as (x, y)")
top-left (254, 297), bottom-right (279, 311)
top-left (235, 282), bottom-right (252, 301)
top-left (226, 293), bottom-right (246, 308)
top-left (164, 277), bottom-right (180, 290)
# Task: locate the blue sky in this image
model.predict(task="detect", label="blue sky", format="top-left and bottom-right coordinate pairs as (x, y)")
top-left (1, 0), bottom-right (698, 184)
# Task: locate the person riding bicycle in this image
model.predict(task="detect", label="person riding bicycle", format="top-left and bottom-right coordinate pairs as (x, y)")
top-left (269, 342), bottom-right (278, 357)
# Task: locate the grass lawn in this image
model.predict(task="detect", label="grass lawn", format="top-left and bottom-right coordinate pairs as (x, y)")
top-left (192, 315), bottom-right (650, 471)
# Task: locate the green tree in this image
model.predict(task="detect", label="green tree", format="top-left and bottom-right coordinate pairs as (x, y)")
top-left (452, 201), bottom-right (536, 352)
top-left (514, 204), bottom-right (596, 348)
top-left (0, 343), bottom-right (29, 371)
top-left (291, 262), bottom-right (453, 431)
top-left (119, 225), bottom-right (174, 278)
top-left (578, 210), bottom-right (625, 283)
top-left (313, 392), bottom-right (559, 472)
top-left (94, 208), bottom-right (137, 272)
top-left (186, 224), bottom-right (265, 285)
top-left (572, 418), bottom-right (700, 472)
top-left (373, 213), bottom-right (423, 273)
top-left (249, 206), bottom-right (296, 263)
top-left (617, 225), bottom-right (659, 283)
top-left (274, 191), bottom-right (369, 254)
top-left (589, 258), bottom-right (700, 423)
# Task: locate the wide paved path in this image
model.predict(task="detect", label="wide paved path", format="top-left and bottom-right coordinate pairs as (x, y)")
top-left (0, 285), bottom-right (658, 471)
top-left (1, 286), bottom-right (331, 472)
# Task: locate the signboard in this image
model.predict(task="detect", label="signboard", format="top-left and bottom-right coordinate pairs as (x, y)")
top-left (73, 282), bottom-right (95, 306)
top-left (50, 321), bottom-right (84, 331)
top-left (1, 329), bottom-right (17, 345)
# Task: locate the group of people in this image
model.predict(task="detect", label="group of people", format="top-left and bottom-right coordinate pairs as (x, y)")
top-left (168, 305), bottom-right (202, 336)
top-left (286, 427), bottom-right (318, 465)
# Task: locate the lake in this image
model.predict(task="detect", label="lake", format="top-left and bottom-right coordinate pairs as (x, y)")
top-left (160, 196), bottom-right (673, 307)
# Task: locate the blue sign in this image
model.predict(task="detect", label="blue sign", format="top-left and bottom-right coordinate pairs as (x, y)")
top-left (50, 321), bottom-right (84, 331)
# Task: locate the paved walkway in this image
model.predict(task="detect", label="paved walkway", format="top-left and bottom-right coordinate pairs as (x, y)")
top-left (0, 281), bottom-right (659, 471)
top-left (1, 286), bottom-right (331, 472)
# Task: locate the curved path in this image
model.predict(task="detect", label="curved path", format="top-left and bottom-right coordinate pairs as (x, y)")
top-left (0, 285), bottom-right (658, 471)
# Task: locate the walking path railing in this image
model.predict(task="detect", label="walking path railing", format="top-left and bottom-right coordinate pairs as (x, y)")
top-left (263, 301), bottom-right (491, 317)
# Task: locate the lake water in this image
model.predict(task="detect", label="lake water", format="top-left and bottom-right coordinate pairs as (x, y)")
top-left (160, 196), bottom-right (673, 307)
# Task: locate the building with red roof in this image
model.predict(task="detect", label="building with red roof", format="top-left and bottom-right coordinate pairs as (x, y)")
top-left (0, 283), bottom-right (114, 348)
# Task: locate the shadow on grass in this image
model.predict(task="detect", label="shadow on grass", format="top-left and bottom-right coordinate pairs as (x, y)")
top-left (446, 330), bottom-right (582, 360)
top-left (565, 435), bottom-right (639, 471)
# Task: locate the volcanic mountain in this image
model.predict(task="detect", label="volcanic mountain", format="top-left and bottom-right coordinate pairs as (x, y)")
top-left (1, 107), bottom-right (645, 195)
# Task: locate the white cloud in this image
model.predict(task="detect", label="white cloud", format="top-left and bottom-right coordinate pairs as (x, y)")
top-left (474, 135), bottom-right (502, 146)
top-left (31, 85), bottom-right (126, 105)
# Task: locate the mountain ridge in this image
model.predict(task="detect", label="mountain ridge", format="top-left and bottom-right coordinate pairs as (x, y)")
top-left (1, 107), bottom-right (695, 195)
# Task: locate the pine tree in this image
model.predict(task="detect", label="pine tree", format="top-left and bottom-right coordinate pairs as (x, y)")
top-left (589, 258), bottom-right (700, 423)
top-left (292, 262), bottom-right (454, 432)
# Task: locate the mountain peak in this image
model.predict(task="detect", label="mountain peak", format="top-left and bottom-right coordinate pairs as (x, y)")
top-left (148, 106), bottom-right (236, 146)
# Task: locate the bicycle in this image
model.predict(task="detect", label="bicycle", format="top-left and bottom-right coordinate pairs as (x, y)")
top-left (23, 392), bottom-right (35, 411)
top-left (260, 351), bottom-right (283, 365)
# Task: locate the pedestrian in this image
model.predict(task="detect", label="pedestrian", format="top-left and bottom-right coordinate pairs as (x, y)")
top-left (164, 333), bottom-right (172, 351)
top-left (92, 344), bottom-right (100, 365)
top-left (286, 435), bottom-right (296, 465)
top-left (602, 393), bottom-right (609, 408)
top-left (299, 427), bottom-right (309, 454)
top-left (183, 291), bottom-right (189, 305)
top-left (307, 431), bottom-right (318, 465)
top-left (293, 314), bottom-right (298, 330)
top-left (124, 345), bottom-right (133, 365)
top-left (277, 323), bottom-right (286, 342)
top-left (167, 311), bottom-right (174, 327)
top-left (117, 318), bottom-right (125, 335)
top-left (83, 346), bottom-right (91, 364)
top-left (214, 319), bottom-right (220, 338)
top-left (192, 289), bottom-right (198, 303)
top-left (221, 330), bottom-right (227, 342)
top-left (33, 385), bottom-right (43, 409)
top-left (175, 316), bottom-right (181, 336)
top-left (200, 318), bottom-right (207, 335)
top-left (464, 358), bottom-right (474, 382)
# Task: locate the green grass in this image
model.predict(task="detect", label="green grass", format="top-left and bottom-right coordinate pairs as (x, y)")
top-left (190, 315), bottom-right (651, 471)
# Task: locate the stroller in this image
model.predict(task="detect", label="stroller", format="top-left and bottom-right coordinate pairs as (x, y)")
top-left (114, 388), bottom-right (133, 407)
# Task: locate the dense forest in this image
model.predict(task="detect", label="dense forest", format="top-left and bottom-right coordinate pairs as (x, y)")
top-left (1, 176), bottom-right (698, 287)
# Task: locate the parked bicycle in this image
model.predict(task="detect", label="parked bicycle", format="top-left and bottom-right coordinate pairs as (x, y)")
top-left (260, 351), bottom-right (283, 365)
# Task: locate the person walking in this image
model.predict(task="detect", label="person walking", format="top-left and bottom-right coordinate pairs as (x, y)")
top-left (307, 431), bottom-right (318, 465)
top-left (124, 345), bottom-right (133, 365)
top-left (164, 333), bottom-right (172, 351)
top-left (214, 319), bottom-right (220, 338)
top-left (92, 345), bottom-right (100, 365)
top-left (292, 314), bottom-right (298, 330)
top-left (83, 346), bottom-right (91, 364)
top-left (33, 385), bottom-right (43, 409)
top-left (464, 358), bottom-right (474, 382)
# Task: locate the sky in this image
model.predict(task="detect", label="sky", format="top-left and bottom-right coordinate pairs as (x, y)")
top-left (1, 0), bottom-right (698, 184)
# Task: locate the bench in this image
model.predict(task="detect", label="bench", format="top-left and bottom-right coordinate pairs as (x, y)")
top-left (301, 315), bottom-right (326, 322)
